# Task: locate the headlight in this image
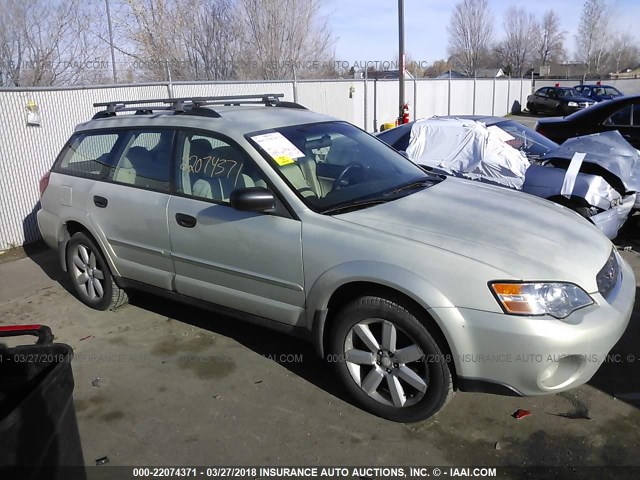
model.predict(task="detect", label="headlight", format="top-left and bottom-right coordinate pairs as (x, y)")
top-left (490, 282), bottom-right (593, 319)
top-left (568, 101), bottom-right (578, 107)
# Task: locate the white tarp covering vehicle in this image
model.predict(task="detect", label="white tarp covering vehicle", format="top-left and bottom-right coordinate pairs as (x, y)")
top-left (406, 118), bottom-right (530, 189)
top-left (378, 117), bottom-right (640, 239)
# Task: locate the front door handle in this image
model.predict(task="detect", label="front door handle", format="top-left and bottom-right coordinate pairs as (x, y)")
top-left (175, 213), bottom-right (197, 228)
top-left (93, 196), bottom-right (108, 208)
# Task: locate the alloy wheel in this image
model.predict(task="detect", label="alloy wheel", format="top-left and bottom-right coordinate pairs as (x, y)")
top-left (70, 244), bottom-right (105, 301)
top-left (343, 318), bottom-right (428, 408)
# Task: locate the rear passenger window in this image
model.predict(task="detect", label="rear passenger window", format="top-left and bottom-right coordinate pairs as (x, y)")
top-left (175, 131), bottom-right (265, 203)
top-left (58, 134), bottom-right (120, 178)
top-left (110, 130), bottom-right (173, 192)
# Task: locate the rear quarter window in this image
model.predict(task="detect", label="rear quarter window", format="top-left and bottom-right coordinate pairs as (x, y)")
top-left (56, 133), bottom-right (121, 178)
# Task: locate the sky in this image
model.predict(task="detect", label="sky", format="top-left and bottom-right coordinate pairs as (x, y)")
top-left (325, 0), bottom-right (640, 67)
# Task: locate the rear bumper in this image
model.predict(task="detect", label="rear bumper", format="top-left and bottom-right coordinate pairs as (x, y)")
top-left (36, 209), bottom-right (60, 249)
top-left (432, 253), bottom-right (635, 396)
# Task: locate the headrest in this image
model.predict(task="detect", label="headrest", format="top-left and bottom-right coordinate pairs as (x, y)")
top-left (126, 146), bottom-right (150, 164)
top-left (190, 139), bottom-right (213, 159)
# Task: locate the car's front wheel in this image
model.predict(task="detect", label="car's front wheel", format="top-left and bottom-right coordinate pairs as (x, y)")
top-left (66, 232), bottom-right (128, 311)
top-left (330, 295), bottom-right (452, 422)
top-left (527, 102), bottom-right (537, 115)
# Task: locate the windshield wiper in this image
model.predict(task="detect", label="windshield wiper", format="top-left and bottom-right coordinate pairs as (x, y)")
top-left (322, 179), bottom-right (434, 215)
top-left (383, 179), bottom-right (432, 197)
top-left (321, 198), bottom-right (391, 215)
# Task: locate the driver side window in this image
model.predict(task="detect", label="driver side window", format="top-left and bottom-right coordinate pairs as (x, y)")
top-left (174, 131), bottom-right (266, 204)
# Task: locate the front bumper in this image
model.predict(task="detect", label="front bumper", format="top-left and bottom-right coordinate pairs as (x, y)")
top-left (431, 254), bottom-right (635, 396)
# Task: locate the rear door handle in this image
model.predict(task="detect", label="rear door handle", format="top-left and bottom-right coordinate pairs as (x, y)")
top-left (93, 196), bottom-right (108, 208)
top-left (175, 213), bottom-right (197, 228)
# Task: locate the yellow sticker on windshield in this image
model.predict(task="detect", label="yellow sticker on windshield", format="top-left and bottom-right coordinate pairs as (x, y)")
top-left (274, 155), bottom-right (295, 166)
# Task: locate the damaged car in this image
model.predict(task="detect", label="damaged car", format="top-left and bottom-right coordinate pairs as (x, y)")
top-left (377, 116), bottom-right (640, 239)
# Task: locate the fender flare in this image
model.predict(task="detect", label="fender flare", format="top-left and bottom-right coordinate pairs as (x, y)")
top-left (57, 215), bottom-right (121, 278)
top-left (305, 261), bottom-right (455, 357)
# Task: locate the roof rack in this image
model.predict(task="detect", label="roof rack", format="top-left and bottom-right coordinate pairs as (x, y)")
top-left (92, 94), bottom-right (307, 119)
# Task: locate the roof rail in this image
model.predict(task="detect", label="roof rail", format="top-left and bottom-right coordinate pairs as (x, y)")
top-left (91, 93), bottom-right (306, 119)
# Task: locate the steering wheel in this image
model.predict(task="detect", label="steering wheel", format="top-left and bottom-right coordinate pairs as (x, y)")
top-left (332, 162), bottom-right (365, 191)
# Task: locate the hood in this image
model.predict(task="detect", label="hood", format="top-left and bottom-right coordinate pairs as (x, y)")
top-left (337, 178), bottom-right (611, 292)
top-left (540, 130), bottom-right (640, 192)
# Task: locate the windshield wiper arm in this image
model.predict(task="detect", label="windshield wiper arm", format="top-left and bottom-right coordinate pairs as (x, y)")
top-left (383, 179), bottom-right (432, 197)
top-left (321, 198), bottom-right (390, 215)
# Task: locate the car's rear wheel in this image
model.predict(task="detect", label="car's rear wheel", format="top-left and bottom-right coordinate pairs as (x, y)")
top-left (330, 295), bottom-right (452, 422)
top-left (66, 232), bottom-right (128, 311)
top-left (527, 102), bottom-right (537, 115)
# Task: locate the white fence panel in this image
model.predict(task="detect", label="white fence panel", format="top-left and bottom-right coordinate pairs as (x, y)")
top-left (297, 80), bottom-right (365, 129)
top-left (172, 81), bottom-right (294, 100)
top-left (449, 79), bottom-right (475, 116)
top-left (415, 80), bottom-right (449, 118)
top-left (492, 80), bottom-right (510, 116)
top-left (473, 81), bottom-right (494, 115)
top-left (0, 84), bottom-right (169, 249)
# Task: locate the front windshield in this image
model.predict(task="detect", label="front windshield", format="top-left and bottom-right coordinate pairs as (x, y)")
top-left (248, 121), bottom-right (436, 213)
top-left (558, 88), bottom-right (580, 97)
top-left (493, 120), bottom-right (558, 158)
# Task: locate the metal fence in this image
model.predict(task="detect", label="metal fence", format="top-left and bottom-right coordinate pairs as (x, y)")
top-left (0, 77), bottom-right (532, 250)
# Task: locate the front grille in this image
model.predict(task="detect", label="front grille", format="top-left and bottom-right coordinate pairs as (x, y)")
top-left (579, 102), bottom-right (591, 108)
top-left (597, 250), bottom-right (620, 299)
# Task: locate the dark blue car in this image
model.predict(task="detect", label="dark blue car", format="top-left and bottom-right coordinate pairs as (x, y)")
top-left (574, 84), bottom-right (624, 102)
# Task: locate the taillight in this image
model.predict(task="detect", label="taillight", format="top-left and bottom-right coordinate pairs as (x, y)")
top-left (39, 171), bottom-right (51, 196)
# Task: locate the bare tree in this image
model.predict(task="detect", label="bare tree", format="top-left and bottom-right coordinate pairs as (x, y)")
top-left (494, 6), bottom-right (536, 77)
top-left (236, 0), bottom-right (335, 80)
top-left (575, 0), bottom-right (610, 76)
top-left (533, 10), bottom-right (566, 67)
top-left (0, 0), bottom-right (108, 86)
top-left (119, 0), bottom-right (186, 81)
top-left (447, 0), bottom-right (493, 77)
top-left (180, 0), bottom-right (239, 80)
top-left (606, 33), bottom-right (639, 74)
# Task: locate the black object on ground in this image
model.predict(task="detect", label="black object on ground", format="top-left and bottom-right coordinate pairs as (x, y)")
top-left (0, 324), bottom-right (86, 480)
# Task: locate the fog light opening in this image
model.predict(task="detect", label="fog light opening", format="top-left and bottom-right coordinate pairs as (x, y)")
top-left (539, 355), bottom-right (585, 389)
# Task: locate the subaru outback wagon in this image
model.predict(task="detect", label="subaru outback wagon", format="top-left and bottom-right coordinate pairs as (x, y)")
top-left (38, 94), bottom-right (635, 422)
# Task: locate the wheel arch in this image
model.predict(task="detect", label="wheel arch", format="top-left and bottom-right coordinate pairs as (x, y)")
top-left (58, 220), bottom-right (118, 277)
top-left (307, 262), bottom-right (457, 379)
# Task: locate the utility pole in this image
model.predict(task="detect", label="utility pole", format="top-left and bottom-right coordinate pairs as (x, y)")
top-left (105, 0), bottom-right (117, 83)
top-left (398, 0), bottom-right (405, 122)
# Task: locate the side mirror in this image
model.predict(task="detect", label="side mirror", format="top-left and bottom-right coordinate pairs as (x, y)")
top-left (230, 187), bottom-right (275, 212)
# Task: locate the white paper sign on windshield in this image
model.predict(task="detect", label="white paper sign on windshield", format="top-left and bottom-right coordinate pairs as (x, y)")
top-left (251, 132), bottom-right (305, 165)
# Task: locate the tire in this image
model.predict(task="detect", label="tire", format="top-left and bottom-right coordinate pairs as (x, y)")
top-left (330, 295), bottom-right (452, 422)
top-left (527, 102), bottom-right (537, 115)
top-left (66, 232), bottom-right (128, 311)
top-left (555, 105), bottom-right (564, 116)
